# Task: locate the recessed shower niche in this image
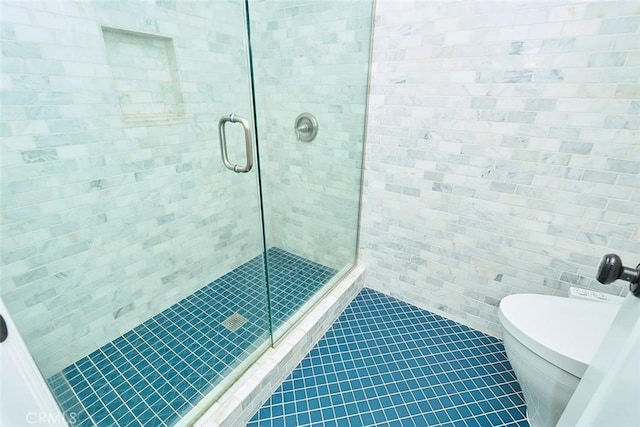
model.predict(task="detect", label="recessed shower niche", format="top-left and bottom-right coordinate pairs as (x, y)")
top-left (102, 27), bottom-right (185, 122)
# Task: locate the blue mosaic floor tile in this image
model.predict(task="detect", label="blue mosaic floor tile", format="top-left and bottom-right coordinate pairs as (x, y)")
top-left (248, 288), bottom-right (529, 427)
top-left (48, 248), bottom-right (336, 427)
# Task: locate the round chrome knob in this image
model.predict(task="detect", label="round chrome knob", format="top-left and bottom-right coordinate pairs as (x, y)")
top-left (294, 113), bottom-right (318, 142)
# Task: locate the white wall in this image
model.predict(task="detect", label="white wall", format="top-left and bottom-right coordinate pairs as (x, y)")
top-left (361, 0), bottom-right (639, 335)
top-left (558, 292), bottom-right (640, 426)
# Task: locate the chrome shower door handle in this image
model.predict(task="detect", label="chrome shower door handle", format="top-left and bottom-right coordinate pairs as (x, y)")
top-left (218, 114), bottom-right (254, 173)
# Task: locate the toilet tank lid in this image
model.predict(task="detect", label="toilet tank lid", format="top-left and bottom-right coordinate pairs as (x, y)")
top-left (499, 293), bottom-right (620, 378)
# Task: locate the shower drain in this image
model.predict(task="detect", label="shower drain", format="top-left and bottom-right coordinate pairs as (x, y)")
top-left (222, 312), bottom-right (247, 332)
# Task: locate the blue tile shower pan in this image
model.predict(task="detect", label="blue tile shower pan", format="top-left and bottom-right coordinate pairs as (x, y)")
top-left (249, 288), bottom-right (529, 427)
top-left (47, 248), bottom-right (335, 427)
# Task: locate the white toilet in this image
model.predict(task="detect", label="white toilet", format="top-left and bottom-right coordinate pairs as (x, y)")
top-left (498, 288), bottom-right (623, 427)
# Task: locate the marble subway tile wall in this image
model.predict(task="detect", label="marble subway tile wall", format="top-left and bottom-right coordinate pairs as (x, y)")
top-left (361, 0), bottom-right (640, 335)
top-left (0, 0), bottom-right (263, 377)
top-left (249, 0), bottom-right (373, 270)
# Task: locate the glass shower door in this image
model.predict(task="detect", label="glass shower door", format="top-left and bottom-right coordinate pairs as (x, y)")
top-left (0, 1), bottom-right (270, 425)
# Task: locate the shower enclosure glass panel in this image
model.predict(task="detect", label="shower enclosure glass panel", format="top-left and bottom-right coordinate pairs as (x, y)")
top-left (250, 0), bottom-right (374, 341)
top-left (0, 1), bottom-right (271, 425)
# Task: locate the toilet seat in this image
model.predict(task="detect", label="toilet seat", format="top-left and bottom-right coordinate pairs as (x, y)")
top-left (499, 294), bottom-right (620, 378)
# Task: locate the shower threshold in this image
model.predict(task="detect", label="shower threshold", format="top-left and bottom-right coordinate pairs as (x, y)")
top-left (47, 248), bottom-right (336, 427)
